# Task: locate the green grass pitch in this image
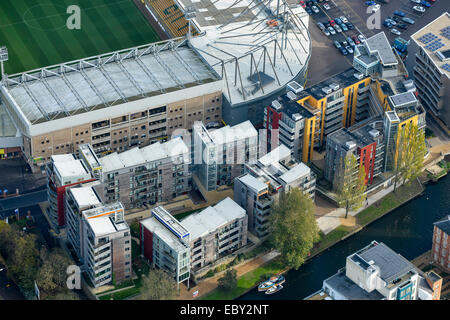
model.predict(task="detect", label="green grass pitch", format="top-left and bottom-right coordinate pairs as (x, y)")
top-left (0, 0), bottom-right (161, 74)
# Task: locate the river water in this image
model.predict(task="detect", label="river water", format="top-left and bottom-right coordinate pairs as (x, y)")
top-left (239, 175), bottom-right (450, 300)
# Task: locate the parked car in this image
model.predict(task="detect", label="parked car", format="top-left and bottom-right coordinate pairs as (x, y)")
top-left (345, 45), bottom-right (354, 54)
top-left (305, 8), bottom-right (313, 14)
top-left (371, 4), bottom-right (381, 12)
top-left (329, 19), bottom-right (336, 26)
top-left (341, 41), bottom-right (349, 47)
top-left (324, 22), bottom-right (331, 28)
top-left (312, 5), bottom-right (320, 13)
top-left (420, 0), bottom-right (431, 7)
top-left (412, 5), bottom-right (425, 13)
top-left (300, 0), bottom-right (307, 8)
top-left (394, 10), bottom-right (406, 17)
top-left (317, 22), bottom-right (325, 30)
top-left (340, 16), bottom-right (349, 23)
top-left (346, 22), bottom-right (354, 30)
top-left (358, 34), bottom-right (366, 42)
top-left (334, 24), bottom-right (343, 33)
top-left (323, 2), bottom-right (331, 10)
top-left (383, 20), bottom-right (393, 28)
top-left (391, 15), bottom-right (402, 23)
top-left (410, 0), bottom-right (421, 3)
top-left (339, 47), bottom-right (348, 55)
top-left (347, 37), bottom-right (356, 47)
top-left (334, 40), bottom-right (342, 49)
top-left (391, 28), bottom-right (401, 36)
top-left (352, 35), bottom-right (361, 45)
top-left (402, 17), bottom-right (416, 24)
top-left (378, 0), bottom-right (389, 3)
top-left (335, 18), bottom-right (343, 25)
top-left (323, 28), bottom-right (330, 36)
top-left (328, 26), bottom-right (336, 35)
top-left (396, 23), bottom-right (408, 30)
top-left (386, 18), bottom-right (397, 26)
top-left (340, 23), bottom-right (348, 32)
top-left (365, 1), bottom-right (376, 5)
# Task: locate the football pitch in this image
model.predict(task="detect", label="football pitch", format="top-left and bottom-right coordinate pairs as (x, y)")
top-left (0, 0), bottom-right (161, 74)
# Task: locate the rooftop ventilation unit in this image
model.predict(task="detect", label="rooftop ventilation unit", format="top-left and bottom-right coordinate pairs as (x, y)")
top-left (286, 91), bottom-right (297, 101)
top-left (345, 141), bottom-right (357, 149)
top-left (321, 86), bottom-right (332, 95)
top-left (368, 129), bottom-right (379, 138)
top-left (292, 113), bottom-right (303, 121)
top-left (329, 83), bottom-right (340, 91)
top-left (287, 81), bottom-right (304, 94)
top-left (271, 100), bottom-right (282, 111)
top-left (354, 72), bottom-right (364, 80)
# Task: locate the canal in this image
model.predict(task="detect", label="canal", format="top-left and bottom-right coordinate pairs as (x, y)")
top-left (239, 174), bottom-right (450, 300)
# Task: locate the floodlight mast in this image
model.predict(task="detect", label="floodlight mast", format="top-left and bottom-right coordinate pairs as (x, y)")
top-left (184, 6), bottom-right (197, 40)
top-left (0, 46), bottom-right (8, 81)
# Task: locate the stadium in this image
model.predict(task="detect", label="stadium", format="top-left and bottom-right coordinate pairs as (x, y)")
top-left (0, 0), bottom-right (311, 169)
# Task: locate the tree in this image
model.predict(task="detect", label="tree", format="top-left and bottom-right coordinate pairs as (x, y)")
top-left (8, 234), bottom-right (39, 290)
top-left (393, 122), bottom-right (426, 192)
top-left (46, 291), bottom-right (80, 300)
top-left (217, 268), bottom-right (237, 292)
top-left (36, 248), bottom-right (74, 294)
top-left (138, 269), bottom-right (177, 300)
top-left (269, 188), bottom-right (320, 270)
top-left (336, 154), bottom-right (367, 219)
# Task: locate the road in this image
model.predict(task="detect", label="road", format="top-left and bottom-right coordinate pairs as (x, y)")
top-left (0, 190), bottom-right (47, 214)
top-left (0, 263), bottom-right (25, 300)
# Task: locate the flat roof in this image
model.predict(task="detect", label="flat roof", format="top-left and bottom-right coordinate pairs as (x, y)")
top-left (69, 186), bottom-right (101, 209)
top-left (86, 216), bottom-right (117, 237)
top-left (180, 197), bottom-right (246, 240)
top-left (2, 39), bottom-right (219, 124)
top-left (279, 162), bottom-right (311, 184)
top-left (208, 120), bottom-right (257, 144)
top-left (237, 173), bottom-right (268, 194)
top-left (324, 270), bottom-right (385, 300)
top-left (411, 12), bottom-right (450, 78)
top-left (141, 216), bottom-right (190, 253)
top-left (389, 91), bottom-right (417, 108)
top-left (53, 157), bottom-right (90, 179)
top-left (151, 206), bottom-right (190, 240)
top-left (258, 144), bottom-right (291, 167)
top-left (100, 137), bottom-right (189, 173)
top-left (365, 32), bottom-right (398, 66)
top-left (356, 242), bottom-right (417, 283)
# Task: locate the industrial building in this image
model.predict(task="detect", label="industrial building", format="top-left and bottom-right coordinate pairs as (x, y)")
top-left (411, 12), bottom-right (450, 135)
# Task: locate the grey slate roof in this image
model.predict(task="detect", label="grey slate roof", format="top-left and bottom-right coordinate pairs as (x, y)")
top-left (434, 215), bottom-right (450, 234)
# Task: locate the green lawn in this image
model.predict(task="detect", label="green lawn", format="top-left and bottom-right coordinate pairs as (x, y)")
top-left (0, 0), bottom-right (160, 74)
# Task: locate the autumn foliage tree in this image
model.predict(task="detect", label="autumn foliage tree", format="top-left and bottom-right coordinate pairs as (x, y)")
top-left (269, 187), bottom-right (320, 270)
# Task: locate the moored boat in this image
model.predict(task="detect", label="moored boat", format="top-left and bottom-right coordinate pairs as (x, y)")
top-left (258, 275), bottom-right (285, 291)
top-left (265, 284), bottom-right (283, 295)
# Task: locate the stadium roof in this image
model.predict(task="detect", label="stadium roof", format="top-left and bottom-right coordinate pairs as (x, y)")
top-left (1, 39), bottom-right (220, 124)
top-left (180, 0), bottom-right (312, 105)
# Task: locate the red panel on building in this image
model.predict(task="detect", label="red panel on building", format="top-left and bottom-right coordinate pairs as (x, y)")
top-left (142, 225), bottom-right (154, 263)
top-left (358, 142), bottom-right (377, 185)
top-left (266, 106), bottom-right (282, 152)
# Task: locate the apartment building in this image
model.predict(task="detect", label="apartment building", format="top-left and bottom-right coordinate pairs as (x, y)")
top-left (241, 145), bottom-right (316, 238)
top-left (90, 137), bottom-right (191, 210)
top-left (192, 121), bottom-right (258, 192)
top-left (140, 206), bottom-right (191, 288)
top-left (411, 12), bottom-right (450, 134)
top-left (180, 197), bottom-right (248, 273)
top-left (81, 202), bottom-right (132, 288)
top-left (432, 215), bottom-right (450, 273)
top-left (316, 241), bottom-right (422, 300)
top-left (0, 40), bottom-right (222, 171)
top-left (64, 186), bottom-right (132, 288)
top-left (264, 69), bottom-right (372, 163)
top-left (46, 153), bottom-right (95, 227)
top-left (324, 119), bottom-right (385, 190)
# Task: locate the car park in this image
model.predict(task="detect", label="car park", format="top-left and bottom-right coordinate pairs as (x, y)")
top-left (346, 22), bottom-right (354, 30)
top-left (412, 6), bottom-right (425, 13)
top-left (312, 5), bottom-right (320, 13)
top-left (305, 8), bottom-right (313, 14)
top-left (402, 17), bottom-right (415, 24)
top-left (358, 34), bottom-right (366, 42)
top-left (420, 0), bottom-right (431, 7)
top-left (328, 26), bottom-right (336, 35)
top-left (391, 15), bottom-right (402, 23)
top-left (371, 4), bottom-right (381, 12)
top-left (347, 37), bottom-right (356, 47)
top-left (352, 35), bottom-right (361, 45)
top-left (334, 40), bottom-right (342, 49)
top-left (334, 24), bottom-right (343, 33)
top-left (339, 47), bottom-right (348, 55)
top-left (378, 0), bottom-right (389, 3)
top-left (323, 28), bottom-right (331, 36)
top-left (345, 45), bottom-right (353, 54)
top-left (317, 22), bottom-right (325, 30)
top-left (340, 16), bottom-right (348, 23)
top-left (324, 22), bottom-right (331, 28)
top-left (397, 23), bottom-right (408, 30)
top-left (391, 28), bottom-right (401, 36)
top-left (323, 2), bottom-right (331, 10)
top-left (394, 10), bottom-right (406, 17)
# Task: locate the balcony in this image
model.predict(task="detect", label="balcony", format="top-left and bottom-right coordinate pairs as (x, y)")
top-left (256, 194), bottom-right (273, 209)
